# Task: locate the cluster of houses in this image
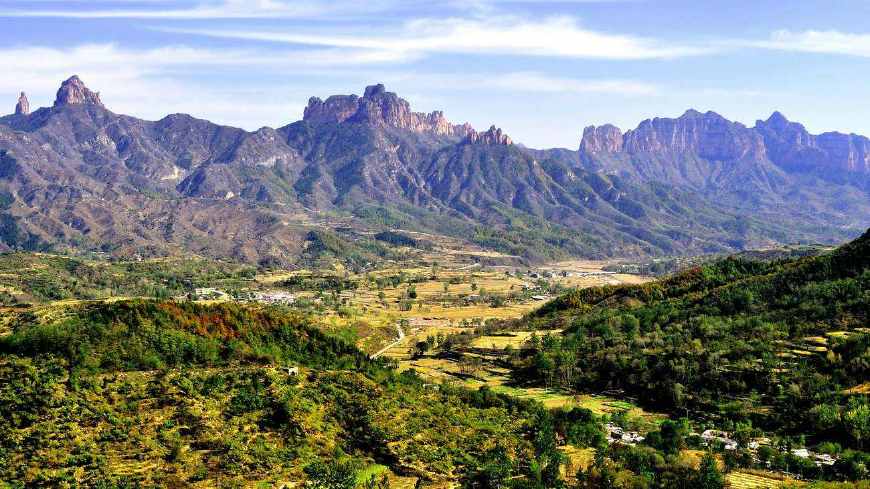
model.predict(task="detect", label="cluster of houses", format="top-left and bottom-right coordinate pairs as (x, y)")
top-left (605, 423), bottom-right (645, 445)
top-left (700, 429), bottom-right (740, 451)
top-left (187, 287), bottom-right (296, 305)
top-left (604, 425), bottom-right (838, 468)
top-left (698, 430), bottom-right (837, 467)
top-left (253, 290), bottom-right (296, 305)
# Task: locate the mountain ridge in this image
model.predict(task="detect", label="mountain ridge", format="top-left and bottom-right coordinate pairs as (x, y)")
top-left (0, 76), bottom-right (866, 265)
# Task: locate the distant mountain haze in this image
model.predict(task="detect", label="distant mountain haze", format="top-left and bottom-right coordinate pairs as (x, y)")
top-left (0, 76), bottom-right (866, 265)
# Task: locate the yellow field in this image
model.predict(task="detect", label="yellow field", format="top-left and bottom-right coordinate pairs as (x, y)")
top-left (469, 331), bottom-right (562, 349)
top-left (726, 470), bottom-right (803, 489)
top-left (560, 445), bottom-right (595, 477)
top-left (491, 386), bottom-right (584, 409)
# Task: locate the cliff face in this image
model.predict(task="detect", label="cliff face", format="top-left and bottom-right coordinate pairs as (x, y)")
top-left (581, 110), bottom-right (870, 185)
top-left (304, 83), bottom-right (474, 138)
top-left (621, 110), bottom-right (767, 162)
top-left (755, 112), bottom-right (870, 179)
top-left (579, 124), bottom-right (623, 154)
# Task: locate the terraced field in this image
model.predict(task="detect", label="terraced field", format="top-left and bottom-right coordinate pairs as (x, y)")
top-left (726, 470), bottom-right (803, 488)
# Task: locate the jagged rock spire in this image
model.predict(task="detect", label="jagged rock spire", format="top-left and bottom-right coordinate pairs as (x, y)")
top-left (304, 84), bottom-right (475, 138)
top-left (14, 92), bottom-right (29, 115)
top-left (465, 125), bottom-right (512, 145)
top-left (54, 75), bottom-right (103, 107)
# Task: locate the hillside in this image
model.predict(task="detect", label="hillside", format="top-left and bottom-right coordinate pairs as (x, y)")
top-left (0, 77), bottom-right (866, 266)
top-left (510, 229), bottom-right (870, 476)
top-left (0, 300), bottom-right (558, 487)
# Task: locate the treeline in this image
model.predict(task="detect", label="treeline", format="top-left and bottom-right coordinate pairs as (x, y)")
top-left (0, 300), bottom-right (376, 374)
top-left (0, 253), bottom-right (257, 304)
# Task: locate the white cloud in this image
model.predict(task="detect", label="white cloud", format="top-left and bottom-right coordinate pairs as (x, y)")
top-left (384, 71), bottom-right (658, 96)
top-left (487, 72), bottom-right (658, 95)
top-left (0, 0), bottom-right (336, 19)
top-left (166, 15), bottom-right (713, 60)
top-left (752, 29), bottom-right (870, 57)
top-left (0, 43), bottom-right (407, 128)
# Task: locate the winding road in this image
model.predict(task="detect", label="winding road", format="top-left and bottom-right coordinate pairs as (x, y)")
top-left (370, 323), bottom-right (406, 359)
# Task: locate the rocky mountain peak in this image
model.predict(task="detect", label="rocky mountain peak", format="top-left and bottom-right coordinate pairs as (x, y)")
top-left (755, 111), bottom-right (812, 144)
top-left (580, 124), bottom-right (623, 154)
top-left (465, 125), bottom-right (512, 145)
top-left (54, 75), bottom-right (103, 108)
top-left (363, 83), bottom-right (387, 98)
top-left (765, 111), bottom-right (789, 127)
top-left (14, 92), bottom-right (29, 115)
top-left (304, 84), bottom-right (475, 138)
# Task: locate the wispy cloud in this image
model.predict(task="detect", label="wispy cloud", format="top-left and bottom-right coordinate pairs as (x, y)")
top-left (389, 71), bottom-right (658, 96)
top-left (0, 43), bottom-right (410, 128)
top-left (752, 29), bottom-right (870, 57)
top-left (0, 0), bottom-right (337, 19)
top-left (165, 16), bottom-right (713, 60)
top-left (487, 72), bottom-right (658, 95)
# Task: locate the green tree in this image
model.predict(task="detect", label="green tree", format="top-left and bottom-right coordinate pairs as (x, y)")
top-left (844, 398), bottom-right (870, 449)
top-left (694, 453), bottom-right (725, 489)
top-left (303, 459), bottom-right (358, 489)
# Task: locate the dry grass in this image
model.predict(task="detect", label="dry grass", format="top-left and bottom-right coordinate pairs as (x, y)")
top-left (469, 331), bottom-right (557, 349)
top-left (726, 469), bottom-right (804, 488)
top-left (845, 382), bottom-right (870, 395)
top-left (560, 445), bottom-right (595, 477)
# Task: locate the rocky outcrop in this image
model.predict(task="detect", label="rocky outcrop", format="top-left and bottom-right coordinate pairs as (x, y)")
top-left (621, 109), bottom-right (766, 161)
top-left (54, 75), bottom-right (103, 107)
top-left (304, 84), bottom-right (474, 137)
top-left (14, 92), bottom-right (29, 116)
top-left (755, 111), bottom-right (870, 177)
top-left (579, 109), bottom-right (870, 186)
top-left (580, 124), bottom-right (623, 154)
top-left (464, 125), bottom-right (512, 145)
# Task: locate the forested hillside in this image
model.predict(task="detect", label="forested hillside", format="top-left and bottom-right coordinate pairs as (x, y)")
top-left (511, 229), bottom-right (870, 481)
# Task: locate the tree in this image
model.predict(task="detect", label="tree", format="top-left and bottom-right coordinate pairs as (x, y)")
top-left (844, 398), bottom-right (870, 449)
top-left (303, 459), bottom-right (358, 489)
top-left (363, 473), bottom-right (391, 489)
top-left (693, 453), bottom-right (725, 489)
top-left (462, 446), bottom-right (513, 488)
top-left (412, 341), bottom-right (428, 359)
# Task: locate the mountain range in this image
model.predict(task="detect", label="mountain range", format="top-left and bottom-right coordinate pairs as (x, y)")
top-left (0, 75), bottom-right (867, 265)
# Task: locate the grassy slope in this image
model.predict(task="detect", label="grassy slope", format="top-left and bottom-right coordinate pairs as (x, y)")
top-left (0, 300), bottom-right (541, 487)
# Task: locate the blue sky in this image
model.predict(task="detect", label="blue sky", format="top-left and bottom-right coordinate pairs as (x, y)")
top-left (3, 0), bottom-right (870, 148)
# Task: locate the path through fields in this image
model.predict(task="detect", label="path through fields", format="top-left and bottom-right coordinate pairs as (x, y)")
top-left (371, 323), bottom-right (406, 359)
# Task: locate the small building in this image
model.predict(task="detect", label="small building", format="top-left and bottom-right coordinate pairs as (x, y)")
top-left (255, 291), bottom-right (296, 305)
top-left (193, 287), bottom-right (229, 300)
top-left (621, 432), bottom-right (645, 444)
top-left (791, 448), bottom-right (810, 459)
top-left (814, 453), bottom-right (837, 466)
